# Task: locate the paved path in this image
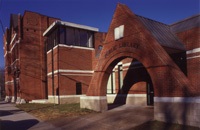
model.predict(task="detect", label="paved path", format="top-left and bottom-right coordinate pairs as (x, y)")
top-left (31, 105), bottom-right (154, 130)
top-left (0, 101), bottom-right (154, 130)
top-left (0, 101), bottom-right (55, 130)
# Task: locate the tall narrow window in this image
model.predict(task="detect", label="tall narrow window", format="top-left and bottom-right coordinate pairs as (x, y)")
top-left (114, 25), bottom-right (124, 40)
top-left (80, 30), bottom-right (88, 47)
top-left (59, 27), bottom-right (65, 44)
top-left (66, 27), bottom-right (75, 45)
top-left (118, 64), bottom-right (123, 93)
top-left (107, 70), bottom-right (116, 94)
top-left (76, 82), bottom-right (82, 95)
top-left (75, 29), bottom-right (80, 46)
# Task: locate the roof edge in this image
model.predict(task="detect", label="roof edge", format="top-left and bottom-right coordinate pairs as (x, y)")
top-left (170, 14), bottom-right (200, 26)
top-left (43, 20), bottom-right (99, 36)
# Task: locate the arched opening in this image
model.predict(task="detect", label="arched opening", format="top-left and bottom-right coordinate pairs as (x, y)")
top-left (106, 57), bottom-right (154, 109)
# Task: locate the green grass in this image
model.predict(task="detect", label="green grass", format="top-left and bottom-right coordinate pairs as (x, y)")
top-left (16, 104), bottom-right (200, 130)
top-left (16, 103), bottom-right (97, 121)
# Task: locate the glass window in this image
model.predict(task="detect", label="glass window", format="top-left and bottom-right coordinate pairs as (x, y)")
top-left (45, 25), bottom-right (94, 49)
top-left (66, 27), bottom-right (75, 45)
top-left (59, 27), bottom-right (65, 44)
top-left (80, 30), bottom-right (88, 47)
top-left (75, 29), bottom-right (80, 46)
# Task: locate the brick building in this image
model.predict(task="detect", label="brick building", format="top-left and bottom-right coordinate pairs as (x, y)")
top-left (3, 3), bottom-right (200, 127)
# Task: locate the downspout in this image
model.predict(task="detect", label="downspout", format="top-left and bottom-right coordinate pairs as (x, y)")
top-left (52, 40), bottom-right (54, 96)
top-left (57, 38), bottom-right (60, 104)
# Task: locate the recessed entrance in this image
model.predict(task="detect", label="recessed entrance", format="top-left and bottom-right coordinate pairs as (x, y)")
top-left (106, 58), bottom-right (154, 108)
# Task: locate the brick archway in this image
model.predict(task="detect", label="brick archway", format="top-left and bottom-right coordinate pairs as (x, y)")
top-left (87, 38), bottom-right (193, 98)
top-left (80, 4), bottom-right (198, 112)
top-left (80, 4), bottom-right (200, 127)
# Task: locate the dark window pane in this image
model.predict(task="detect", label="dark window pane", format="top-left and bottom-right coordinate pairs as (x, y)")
top-left (80, 30), bottom-right (88, 47)
top-left (75, 29), bottom-right (80, 46)
top-left (66, 27), bottom-right (75, 45)
top-left (59, 27), bottom-right (65, 44)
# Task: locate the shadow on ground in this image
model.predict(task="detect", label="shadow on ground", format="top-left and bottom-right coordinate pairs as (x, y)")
top-left (0, 119), bottom-right (39, 130)
top-left (0, 110), bottom-right (23, 116)
top-left (128, 120), bottom-right (200, 130)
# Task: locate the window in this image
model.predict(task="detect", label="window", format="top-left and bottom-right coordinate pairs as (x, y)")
top-left (118, 64), bottom-right (123, 93)
top-left (45, 25), bottom-right (94, 49)
top-left (74, 29), bottom-right (80, 46)
top-left (66, 27), bottom-right (75, 45)
top-left (80, 30), bottom-right (88, 47)
top-left (59, 27), bottom-right (65, 44)
top-left (46, 28), bottom-right (59, 51)
top-left (114, 25), bottom-right (124, 40)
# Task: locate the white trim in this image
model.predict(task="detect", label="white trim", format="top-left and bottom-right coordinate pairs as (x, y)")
top-left (127, 94), bottom-right (146, 97)
top-left (4, 51), bottom-right (7, 57)
top-left (10, 40), bottom-right (20, 52)
top-left (106, 94), bottom-right (146, 97)
top-left (11, 59), bottom-right (19, 66)
top-left (4, 51), bottom-right (11, 57)
top-left (61, 74), bottom-right (93, 76)
top-left (43, 20), bottom-right (99, 36)
top-left (187, 55), bottom-right (200, 60)
top-left (59, 44), bottom-right (94, 50)
top-left (186, 47), bottom-right (200, 54)
top-left (114, 62), bottom-right (123, 69)
top-left (80, 96), bottom-right (107, 100)
top-left (48, 95), bottom-right (85, 98)
top-left (5, 80), bottom-right (14, 84)
top-left (58, 69), bottom-right (94, 73)
top-left (10, 33), bottom-right (17, 45)
top-left (47, 44), bottom-right (94, 54)
top-left (154, 97), bottom-right (200, 103)
top-left (47, 69), bottom-right (94, 76)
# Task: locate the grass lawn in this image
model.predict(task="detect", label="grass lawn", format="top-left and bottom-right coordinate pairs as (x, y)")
top-left (16, 103), bottom-right (199, 130)
top-left (16, 103), bottom-right (97, 121)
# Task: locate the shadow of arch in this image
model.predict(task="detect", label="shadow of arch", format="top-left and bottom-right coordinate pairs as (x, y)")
top-left (113, 59), bottom-right (153, 106)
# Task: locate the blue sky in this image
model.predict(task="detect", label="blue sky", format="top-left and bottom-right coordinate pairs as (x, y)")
top-left (0, 0), bottom-right (199, 67)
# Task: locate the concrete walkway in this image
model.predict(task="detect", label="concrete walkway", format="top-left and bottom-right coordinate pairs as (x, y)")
top-left (0, 101), bottom-right (154, 130)
top-left (0, 101), bottom-right (55, 130)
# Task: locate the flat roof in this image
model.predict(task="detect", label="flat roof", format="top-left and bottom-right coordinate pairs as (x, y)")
top-left (43, 20), bottom-right (99, 36)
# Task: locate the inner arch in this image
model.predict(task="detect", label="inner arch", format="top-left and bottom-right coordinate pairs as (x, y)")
top-left (106, 58), bottom-right (154, 108)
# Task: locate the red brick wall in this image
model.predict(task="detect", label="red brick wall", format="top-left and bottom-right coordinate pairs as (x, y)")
top-left (93, 32), bottom-right (107, 69)
top-left (47, 46), bottom-right (94, 95)
top-left (15, 11), bottom-right (58, 101)
top-left (174, 27), bottom-right (200, 94)
top-left (176, 27), bottom-right (200, 50)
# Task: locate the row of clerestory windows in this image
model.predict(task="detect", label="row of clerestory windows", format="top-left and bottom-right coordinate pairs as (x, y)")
top-left (46, 26), bottom-right (94, 51)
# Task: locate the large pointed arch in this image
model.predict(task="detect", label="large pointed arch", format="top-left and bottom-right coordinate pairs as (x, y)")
top-left (80, 4), bottom-right (200, 128)
top-left (87, 3), bottom-right (197, 96)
